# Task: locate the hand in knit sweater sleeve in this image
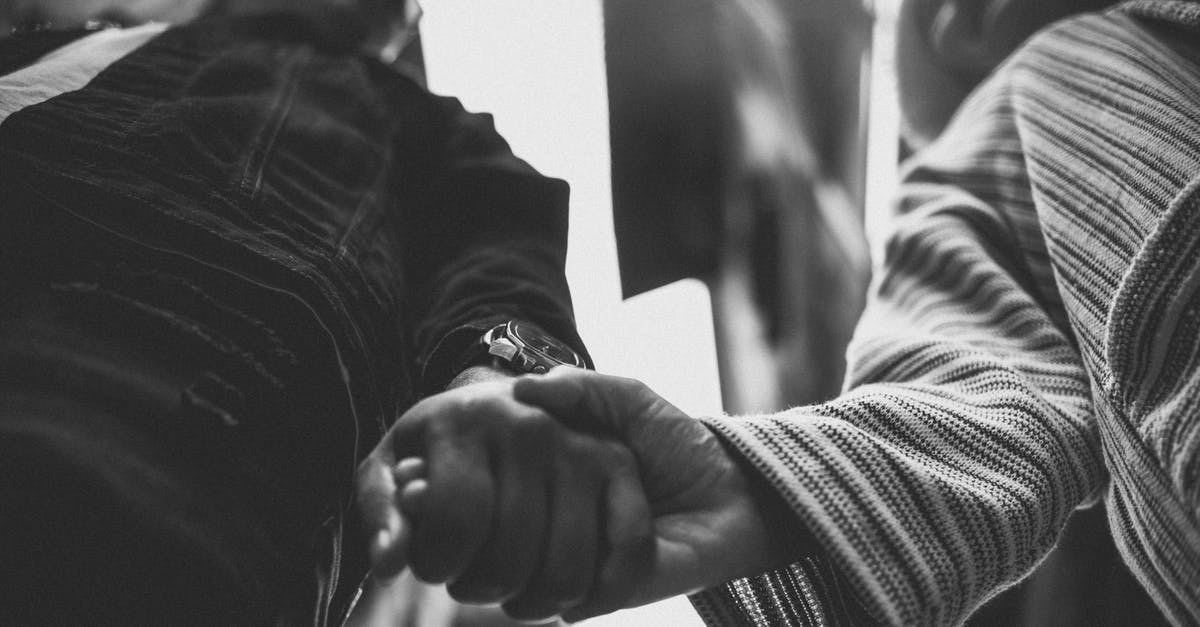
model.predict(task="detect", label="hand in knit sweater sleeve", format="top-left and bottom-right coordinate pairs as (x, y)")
top-left (510, 184), bottom-right (1106, 625)
top-left (511, 369), bottom-right (808, 622)
top-left (689, 64), bottom-right (1109, 625)
top-left (691, 203), bottom-right (1104, 624)
top-left (515, 53), bottom-right (1106, 623)
top-left (509, 193), bottom-right (1106, 623)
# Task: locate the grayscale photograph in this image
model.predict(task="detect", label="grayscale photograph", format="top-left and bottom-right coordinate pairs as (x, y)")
top-left (0, 0), bottom-right (1196, 625)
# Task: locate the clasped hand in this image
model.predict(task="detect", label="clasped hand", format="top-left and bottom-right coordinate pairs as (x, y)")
top-left (356, 368), bottom-right (794, 622)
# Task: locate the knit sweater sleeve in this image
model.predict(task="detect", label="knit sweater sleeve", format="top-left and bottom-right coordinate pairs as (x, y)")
top-left (690, 53), bottom-right (1107, 625)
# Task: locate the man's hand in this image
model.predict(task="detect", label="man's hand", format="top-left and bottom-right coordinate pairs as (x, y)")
top-left (444, 363), bottom-right (514, 390)
top-left (354, 364), bottom-right (513, 579)
top-left (512, 367), bottom-right (802, 621)
top-left (355, 376), bottom-right (655, 622)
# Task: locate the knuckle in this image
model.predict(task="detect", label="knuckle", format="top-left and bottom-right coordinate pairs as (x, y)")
top-left (447, 582), bottom-right (501, 605)
top-left (408, 545), bottom-right (455, 584)
top-left (490, 566), bottom-right (525, 594)
top-left (354, 457), bottom-right (379, 485)
top-left (617, 375), bottom-right (646, 393)
top-left (542, 576), bottom-right (590, 608)
top-left (514, 411), bottom-right (555, 445)
top-left (425, 412), bottom-right (458, 440)
top-left (615, 522), bottom-right (655, 557)
top-left (603, 440), bottom-right (635, 466)
top-left (456, 389), bottom-right (504, 418)
top-left (580, 438), bottom-right (633, 475)
top-left (453, 394), bottom-right (488, 422)
top-left (449, 569), bottom-right (522, 604)
top-left (406, 396), bottom-right (438, 418)
top-left (430, 405), bottom-right (486, 441)
top-left (465, 392), bottom-right (503, 417)
top-left (559, 434), bottom-right (594, 466)
top-left (522, 559), bottom-right (589, 603)
top-left (412, 506), bottom-right (491, 583)
top-left (501, 599), bottom-right (559, 623)
top-left (394, 406), bottom-right (430, 435)
top-left (503, 573), bottom-right (589, 620)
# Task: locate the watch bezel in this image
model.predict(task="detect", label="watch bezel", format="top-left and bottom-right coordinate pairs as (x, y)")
top-left (484, 321), bottom-right (585, 373)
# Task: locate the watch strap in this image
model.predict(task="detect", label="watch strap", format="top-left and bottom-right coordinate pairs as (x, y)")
top-left (420, 321), bottom-right (503, 393)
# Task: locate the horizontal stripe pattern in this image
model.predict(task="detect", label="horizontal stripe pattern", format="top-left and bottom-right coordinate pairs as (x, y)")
top-left (692, 5), bottom-right (1200, 625)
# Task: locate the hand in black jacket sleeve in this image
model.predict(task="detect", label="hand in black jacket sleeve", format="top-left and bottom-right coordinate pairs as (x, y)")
top-left (388, 87), bottom-right (591, 394)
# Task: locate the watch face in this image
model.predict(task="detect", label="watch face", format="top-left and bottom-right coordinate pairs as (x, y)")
top-left (509, 321), bottom-right (583, 367)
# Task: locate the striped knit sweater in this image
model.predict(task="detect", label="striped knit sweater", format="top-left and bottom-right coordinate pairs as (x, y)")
top-left (692, 4), bottom-right (1200, 625)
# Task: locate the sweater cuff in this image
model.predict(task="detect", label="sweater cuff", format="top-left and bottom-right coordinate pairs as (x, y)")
top-left (693, 413), bottom-right (882, 625)
top-left (689, 556), bottom-right (878, 627)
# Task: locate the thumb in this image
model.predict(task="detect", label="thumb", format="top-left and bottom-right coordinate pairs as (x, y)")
top-left (513, 368), bottom-right (644, 437)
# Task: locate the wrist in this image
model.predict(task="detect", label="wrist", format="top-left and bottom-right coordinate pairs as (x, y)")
top-left (741, 462), bottom-right (809, 570)
top-left (713, 443), bottom-right (809, 582)
top-left (445, 363), bottom-right (514, 390)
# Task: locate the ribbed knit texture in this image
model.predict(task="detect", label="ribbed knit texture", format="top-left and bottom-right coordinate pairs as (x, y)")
top-left (692, 5), bottom-right (1200, 625)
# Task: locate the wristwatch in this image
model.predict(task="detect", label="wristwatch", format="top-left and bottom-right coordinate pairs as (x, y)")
top-left (479, 320), bottom-right (586, 374)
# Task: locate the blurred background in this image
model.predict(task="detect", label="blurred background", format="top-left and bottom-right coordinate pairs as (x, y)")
top-left (2, 0), bottom-right (1164, 625)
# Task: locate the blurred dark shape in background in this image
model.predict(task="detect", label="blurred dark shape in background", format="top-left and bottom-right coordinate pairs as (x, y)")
top-left (605, 0), bottom-right (871, 411)
top-left (604, 0), bottom-right (725, 300)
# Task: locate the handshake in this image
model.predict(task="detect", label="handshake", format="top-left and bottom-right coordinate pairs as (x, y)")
top-left (355, 367), bottom-right (798, 623)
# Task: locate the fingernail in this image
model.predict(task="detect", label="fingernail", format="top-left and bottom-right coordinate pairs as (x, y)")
top-left (371, 529), bottom-right (393, 558)
top-left (394, 457), bottom-right (426, 480)
top-left (399, 478), bottom-right (428, 516)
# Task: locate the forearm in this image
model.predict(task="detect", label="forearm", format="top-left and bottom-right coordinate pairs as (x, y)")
top-left (411, 236), bottom-right (583, 393)
top-left (694, 207), bottom-right (1104, 625)
top-left (444, 363), bottom-right (514, 390)
top-left (397, 93), bottom-right (587, 394)
top-left (700, 378), bottom-right (1103, 624)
